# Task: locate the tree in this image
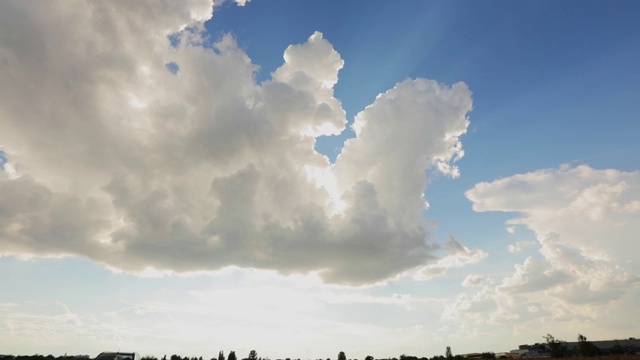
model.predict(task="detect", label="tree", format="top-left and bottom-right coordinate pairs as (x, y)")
top-left (338, 352), bottom-right (346, 360)
top-left (218, 352), bottom-right (225, 360)
top-left (577, 334), bottom-right (600, 357)
top-left (445, 347), bottom-right (452, 359)
top-left (248, 351), bottom-right (257, 360)
top-left (544, 334), bottom-right (569, 358)
top-left (365, 356), bottom-right (374, 360)
top-left (228, 352), bottom-right (237, 360)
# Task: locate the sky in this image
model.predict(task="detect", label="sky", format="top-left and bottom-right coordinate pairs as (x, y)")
top-left (0, 0), bottom-right (639, 358)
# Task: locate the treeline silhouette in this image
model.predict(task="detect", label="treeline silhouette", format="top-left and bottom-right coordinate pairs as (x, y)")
top-left (3, 339), bottom-right (637, 360)
top-left (0, 349), bottom-right (496, 360)
top-left (0, 355), bottom-right (91, 360)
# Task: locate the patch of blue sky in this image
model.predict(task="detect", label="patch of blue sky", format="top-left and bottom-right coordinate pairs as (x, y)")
top-left (0, 149), bottom-right (7, 170)
top-left (167, 32), bottom-right (181, 48)
top-left (165, 62), bottom-right (180, 74)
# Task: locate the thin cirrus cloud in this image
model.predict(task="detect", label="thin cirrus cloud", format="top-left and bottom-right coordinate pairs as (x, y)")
top-left (0, 1), bottom-right (474, 285)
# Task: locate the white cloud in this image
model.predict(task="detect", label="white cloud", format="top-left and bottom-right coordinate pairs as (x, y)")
top-left (414, 235), bottom-right (487, 280)
top-left (394, 164), bottom-right (639, 349)
top-left (467, 164), bottom-right (640, 303)
top-left (498, 256), bottom-right (571, 295)
top-left (443, 287), bottom-right (498, 320)
top-left (434, 164), bottom-right (640, 344)
top-left (462, 274), bottom-right (494, 288)
top-left (507, 240), bottom-right (535, 253)
top-left (336, 78), bottom-right (471, 227)
top-left (0, 1), bottom-right (473, 285)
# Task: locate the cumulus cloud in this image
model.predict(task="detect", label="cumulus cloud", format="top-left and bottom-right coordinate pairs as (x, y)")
top-left (467, 164), bottom-right (640, 302)
top-left (335, 79), bottom-right (471, 227)
top-left (0, 1), bottom-right (473, 284)
top-left (434, 165), bottom-right (640, 340)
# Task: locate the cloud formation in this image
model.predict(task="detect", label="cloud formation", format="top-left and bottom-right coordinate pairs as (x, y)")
top-left (466, 164), bottom-right (640, 302)
top-left (420, 165), bottom-right (640, 344)
top-left (414, 235), bottom-right (487, 280)
top-left (0, 1), bottom-right (472, 284)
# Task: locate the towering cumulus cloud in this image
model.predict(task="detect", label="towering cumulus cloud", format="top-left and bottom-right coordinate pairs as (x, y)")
top-left (0, 1), bottom-right (472, 285)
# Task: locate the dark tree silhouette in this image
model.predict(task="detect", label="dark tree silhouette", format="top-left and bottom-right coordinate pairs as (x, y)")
top-left (544, 333), bottom-right (570, 358)
top-left (218, 352), bottom-right (224, 360)
top-left (248, 351), bottom-right (257, 360)
top-left (577, 334), bottom-right (600, 357)
top-left (445, 347), bottom-right (452, 359)
top-left (365, 356), bottom-right (374, 360)
top-left (228, 352), bottom-right (236, 360)
top-left (338, 352), bottom-right (346, 360)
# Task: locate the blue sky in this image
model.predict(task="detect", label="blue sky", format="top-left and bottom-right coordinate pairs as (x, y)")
top-left (0, 1), bottom-right (639, 359)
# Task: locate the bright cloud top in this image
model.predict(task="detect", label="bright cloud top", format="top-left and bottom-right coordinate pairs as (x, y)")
top-left (0, 1), bottom-right (472, 285)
